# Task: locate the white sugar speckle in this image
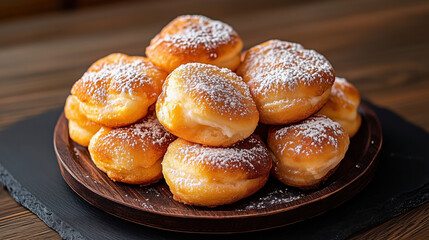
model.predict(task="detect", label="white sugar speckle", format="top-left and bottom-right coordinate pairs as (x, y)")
top-left (150, 15), bottom-right (238, 53)
top-left (332, 78), bottom-right (352, 103)
top-left (174, 63), bottom-right (254, 117)
top-left (134, 198), bottom-right (150, 208)
top-left (330, 77), bottom-right (359, 107)
top-left (274, 115), bottom-right (344, 156)
top-left (178, 135), bottom-right (270, 174)
top-left (75, 54), bottom-right (160, 104)
top-left (240, 40), bottom-right (334, 95)
top-left (98, 112), bottom-right (176, 157)
top-left (143, 187), bottom-right (161, 197)
top-left (242, 188), bottom-right (305, 210)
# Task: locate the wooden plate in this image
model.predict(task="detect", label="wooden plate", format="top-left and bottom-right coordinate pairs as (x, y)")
top-left (54, 102), bottom-right (382, 233)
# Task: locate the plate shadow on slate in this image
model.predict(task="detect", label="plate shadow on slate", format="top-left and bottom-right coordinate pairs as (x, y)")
top-left (1, 100), bottom-right (428, 240)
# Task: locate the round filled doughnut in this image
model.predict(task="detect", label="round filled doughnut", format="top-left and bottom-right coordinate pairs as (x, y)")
top-left (71, 53), bottom-right (167, 127)
top-left (237, 40), bottom-right (335, 125)
top-left (64, 95), bottom-right (102, 147)
top-left (146, 15), bottom-right (243, 73)
top-left (88, 111), bottom-right (176, 185)
top-left (156, 63), bottom-right (259, 147)
top-left (267, 115), bottom-right (349, 189)
top-left (317, 77), bottom-right (361, 137)
top-left (162, 135), bottom-right (272, 207)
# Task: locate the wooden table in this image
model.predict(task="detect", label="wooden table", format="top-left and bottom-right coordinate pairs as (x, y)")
top-left (0, 0), bottom-right (428, 238)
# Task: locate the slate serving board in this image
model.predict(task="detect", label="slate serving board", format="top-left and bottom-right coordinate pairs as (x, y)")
top-left (1, 101), bottom-right (428, 239)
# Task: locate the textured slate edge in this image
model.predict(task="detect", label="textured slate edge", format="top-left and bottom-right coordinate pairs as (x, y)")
top-left (2, 161), bottom-right (428, 240)
top-left (0, 105), bottom-right (428, 239)
top-left (336, 183), bottom-right (429, 239)
top-left (0, 164), bottom-right (85, 240)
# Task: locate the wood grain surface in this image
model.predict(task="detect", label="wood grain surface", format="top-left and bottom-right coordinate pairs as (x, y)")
top-left (0, 0), bottom-right (428, 238)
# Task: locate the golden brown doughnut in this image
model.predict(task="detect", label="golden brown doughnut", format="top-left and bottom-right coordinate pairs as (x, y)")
top-left (267, 115), bottom-right (349, 189)
top-left (88, 111), bottom-right (176, 185)
top-left (146, 15), bottom-right (243, 73)
top-left (162, 135), bottom-right (272, 207)
top-left (317, 77), bottom-right (361, 137)
top-left (71, 53), bottom-right (167, 127)
top-left (156, 63), bottom-right (259, 147)
top-left (64, 95), bottom-right (102, 146)
top-left (237, 40), bottom-right (335, 125)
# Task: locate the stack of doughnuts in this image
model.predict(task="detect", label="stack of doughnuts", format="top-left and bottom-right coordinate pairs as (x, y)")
top-left (64, 14), bottom-right (362, 207)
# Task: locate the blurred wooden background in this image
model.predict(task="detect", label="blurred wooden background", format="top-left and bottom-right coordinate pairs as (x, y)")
top-left (0, 0), bottom-right (139, 20)
top-left (0, 0), bottom-right (428, 239)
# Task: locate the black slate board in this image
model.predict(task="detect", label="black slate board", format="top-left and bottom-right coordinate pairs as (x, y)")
top-left (1, 101), bottom-right (428, 240)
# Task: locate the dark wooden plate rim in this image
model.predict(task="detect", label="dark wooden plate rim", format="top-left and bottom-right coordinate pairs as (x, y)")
top-left (54, 101), bottom-right (382, 221)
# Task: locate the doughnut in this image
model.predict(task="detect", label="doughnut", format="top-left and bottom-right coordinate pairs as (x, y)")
top-left (317, 77), bottom-right (361, 137)
top-left (156, 63), bottom-right (259, 147)
top-left (162, 135), bottom-right (272, 207)
top-left (267, 115), bottom-right (349, 189)
top-left (64, 95), bottom-right (102, 147)
top-left (71, 53), bottom-right (167, 127)
top-left (146, 15), bottom-right (243, 73)
top-left (237, 40), bottom-right (335, 125)
top-left (88, 111), bottom-right (176, 185)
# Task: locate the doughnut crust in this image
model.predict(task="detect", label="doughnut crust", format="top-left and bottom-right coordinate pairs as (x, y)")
top-left (237, 40), bottom-right (335, 125)
top-left (268, 115), bottom-right (349, 189)
top-left (317, 77), bottom-right (361, 137)
top-left (88, 112), bottom-right (176, 185)
top-left (64, 95), bottom-right (102, 146)
top-left (156, 63), bottom-right (259, 147)
top-left (162, 135), bottom-right (272, 207)
top-left (71, 53), bottom-right (167, 127)
top-left (146, 15), bottom-right (243, 73)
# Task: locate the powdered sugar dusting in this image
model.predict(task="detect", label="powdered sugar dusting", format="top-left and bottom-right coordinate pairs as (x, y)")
top-left (330, 77), bottom-right (357, 106)
top-left (242, 40), bottom-right (334, 95)
top-left (166, 168), bottom-right (203, 188)
top-left (76, 54), bottom-right (159, 103)
top-left (100, 112), bottom-right (176, 154)
top-left (152, 15), bottom-right (237, 53)
top-left (242, 188), bottom-right (305, 210)
top-left (275, 115), bottom-right (344, 156)
top-left (176, 63), bottom-right (254, 117)
top-left (334, 77), bottom-right (347, 84)
top-left (178, 135), bottom-right (270, 175)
